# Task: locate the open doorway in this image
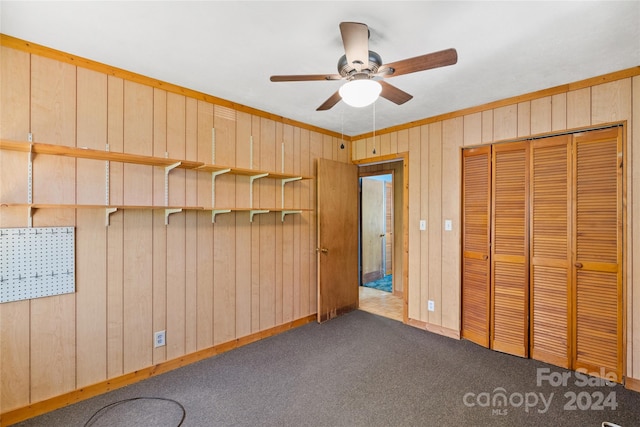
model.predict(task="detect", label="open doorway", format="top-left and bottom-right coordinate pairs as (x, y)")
top-left (360, 173), bottom-right (393, 291)
top-left (358, 168), bottom-right (403, 322)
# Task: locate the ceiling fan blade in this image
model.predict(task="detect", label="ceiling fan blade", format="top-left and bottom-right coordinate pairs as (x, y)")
top-left (316, 91), bottom-right (342, 111)
top-left (270, 74), bottom-right (342, 82)
top-left (379, 81), bottom-right (413, 105)
top-left (380, 48), bottom-right (458, 78)
top-left (339, 22), bottom-right (369, 72)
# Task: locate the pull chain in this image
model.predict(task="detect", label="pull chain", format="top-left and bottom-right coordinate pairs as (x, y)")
top-left (340, 106), bottom-right (345, 149)
top-left (372, 101), bottom-right (377, 155)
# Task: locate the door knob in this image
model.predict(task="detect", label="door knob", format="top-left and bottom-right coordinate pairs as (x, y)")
top-left (379, 234), bottom-right (385, 237)
top-left (316, 247), bottom-right (328, 254)
top-left (575, 262), bottom-right (583, 268)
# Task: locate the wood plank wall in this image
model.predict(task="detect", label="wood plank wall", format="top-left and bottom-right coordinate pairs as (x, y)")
top-left (0, 43), bottom-right (350, 415)
top-left (352, 72), bottom-right (640, 383)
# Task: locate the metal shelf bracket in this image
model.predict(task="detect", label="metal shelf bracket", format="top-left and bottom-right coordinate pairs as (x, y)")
top-left (165, 208), bottom-right (182, 225)
top-left (164, 161), bottom-right (182, 206)
top-left (212, 209), bottom-right (231, 223)
top-left (105, 207), bottom-right (118, 227)
top-left (281, 210), bottom-right (302, 222)
top-left (250, 209), bottom-right (269, 222)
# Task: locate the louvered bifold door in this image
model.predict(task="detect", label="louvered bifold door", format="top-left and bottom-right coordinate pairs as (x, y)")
top-left (461, 146), bottom-right (492, 347)
top-left (530, 135), bottom-right (572, 368)
top-left (572, 127), bottom-right (623, 381)
top-left (491, 142), bottom-right (529, 357)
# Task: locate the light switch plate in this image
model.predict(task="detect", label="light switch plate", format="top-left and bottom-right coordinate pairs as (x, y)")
top-left (445, 220), bottom-right (452, 231)
top-left (419, 220), bottom-right (426, 231)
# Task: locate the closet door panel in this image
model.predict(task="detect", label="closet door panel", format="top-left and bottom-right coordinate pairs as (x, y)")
top-left (461, 146), bottom-right (491, 347)
top-left (573, 127), bottom-right (623, 381)
top-left (491, 142), bottom-right (529, 357)
top-left (530, 135), bottom-right (571, 368)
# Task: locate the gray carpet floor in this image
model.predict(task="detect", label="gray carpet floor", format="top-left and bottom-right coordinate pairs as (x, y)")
top-left (14, 310), bottom-right (640, 427)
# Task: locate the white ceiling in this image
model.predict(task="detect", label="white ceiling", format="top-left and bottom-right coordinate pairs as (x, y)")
top-left (1, 1), bottom-right (638, 137)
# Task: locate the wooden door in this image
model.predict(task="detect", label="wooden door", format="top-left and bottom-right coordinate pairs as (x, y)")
top-left (491, 142), bottom-right (529, 357)
top-left (361, 177), bottom-right (385, 284)
top-left (385, 181), bottom-right (393, 276)
top-left (530, 135), bottom-right (572, 368)
top-left (317, 158), bottom-right (359, 323)
top-left (461, 146), bottom-right (491, 347)
top-left (572, 127), bottom-right (623, 381)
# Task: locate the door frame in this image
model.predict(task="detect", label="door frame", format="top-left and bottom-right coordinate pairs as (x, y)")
top-left (353, 153), bottom-right (409, 324)
top-left (359, 170), bottom-right (394, 289)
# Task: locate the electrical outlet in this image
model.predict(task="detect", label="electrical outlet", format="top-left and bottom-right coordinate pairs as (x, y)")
top-left (419, 220), bottom-right (426, 231)
top-left (428, 300), bottom-right (435, 312)
top-left (154, 330), bottom-right (166, 348)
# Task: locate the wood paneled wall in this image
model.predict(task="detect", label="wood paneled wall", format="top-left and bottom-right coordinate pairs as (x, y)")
top-left (1, 34), bottom-right (639, 419)
top-left (0, 44), bottom-right (350, 415)
top-left (352, 72), bottom-right (640, 383)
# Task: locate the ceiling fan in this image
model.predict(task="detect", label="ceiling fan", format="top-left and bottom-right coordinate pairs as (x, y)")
top-left (270, 22), bottom-right (458, 111)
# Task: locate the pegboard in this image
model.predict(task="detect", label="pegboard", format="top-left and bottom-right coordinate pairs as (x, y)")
top-left (0, 227), bottom-right (75, 303)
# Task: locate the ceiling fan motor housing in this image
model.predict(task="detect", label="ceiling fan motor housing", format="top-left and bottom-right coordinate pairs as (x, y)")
top-left (338, 50), bottom-right (382, 79)
top-left (269, 21), bottom-right (457, 110)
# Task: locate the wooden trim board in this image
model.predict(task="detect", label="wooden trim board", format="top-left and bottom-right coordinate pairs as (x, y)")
top-left (407, 318), bottom-right (461, 340)
top-left (0, 314), bottom-right (316, 427)
top-left (626, 377), bottom-right (640, 393)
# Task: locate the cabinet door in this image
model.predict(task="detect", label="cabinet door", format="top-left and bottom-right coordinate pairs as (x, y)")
top-left (491, 142), bottom-right (529, 357)
top-left (530, 135), bottom-right (571, 368)
top-left (461, 146), bottom-right (491, 347)
top-left (572, 127), bottom-right (623, 381)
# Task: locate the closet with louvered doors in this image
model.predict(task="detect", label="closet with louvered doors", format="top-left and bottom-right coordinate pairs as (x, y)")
top-left (529, 135), bottom-right (572, 368)
top-left (491, 142), bottom-right (530, 357)
top-left (461, 126), bottom-right (624, 381)
top-left (461, 142), bottom-right (531, 356)
top-left (461, 146), bottom-right (491, 347)
top-left (571, 127), bottom-right (623, 381)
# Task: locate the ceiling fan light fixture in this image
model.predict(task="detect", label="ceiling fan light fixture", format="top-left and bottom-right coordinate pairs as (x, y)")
top-left (339, 79), bottom-right (381, 107)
